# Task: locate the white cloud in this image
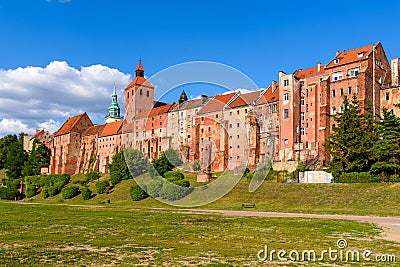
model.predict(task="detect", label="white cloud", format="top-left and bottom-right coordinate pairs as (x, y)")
top-left (0, 119), bottom-right (35, 136)
top-left (37, 120), bottom-right (62, 134)
top-left (0, 61), bottom-right (131, 137)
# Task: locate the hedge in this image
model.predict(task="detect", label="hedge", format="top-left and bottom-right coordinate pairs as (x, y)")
top-left (159, 182), bottom-right (190, 201)
top-left (334, 172), bottom-right (381, 183)
top-left (0, 187), bottom-right (19, 200)
top-left (25, 186), bottom-right (37, 198)
top-left (174, 179), bottom-right (190, 188)
top-left (130, 185), bottom-right (148, 201)
top-left (62, 186), bottom-right (80, 199)
top-left (81, 187), bottom-right (92, 200)
top-left (164, 171), bottom-right (184, 182)
top-left (95, 180), bottom-right (110, 194)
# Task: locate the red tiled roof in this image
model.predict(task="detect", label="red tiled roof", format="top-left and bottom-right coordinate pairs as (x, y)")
top-left (32, 130), bottom-right (44, 140)
top-left (228, 90), bottom-right (264, 108)
top-left (198, 92), bottom-right (236, 114)
top-left (136, 103), bottom-right (177, 119)
top-left (326, 44), bottom-right (375, 68)
top-left (54, 113), bottom-right (88, 137)
top-left (256, 86), bottom-right (279, 104)
top-left (295, 65), bottom-right (325, 79)
top-left (100, 120), bottom-right (123, 137)
top-left (83, 124), bottom-right (105, 136)
top-left (126, 76), bottom-right (154, 89)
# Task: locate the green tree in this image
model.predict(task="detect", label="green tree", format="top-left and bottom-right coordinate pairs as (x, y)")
top-left (5, 141), bottom-right (28, 179)
top-left (151, 153), bottom-right (174, 178)
top-left (164, 149), bottom-right (182, 167)
top-left (0, 135), bottom-right (18, 169)
top-left (108, 149), bottom-right (146, 185)
top-left (326, 96), bottom-right (373, 174)
top-left (370, 109), bottom-right (400, 180)
top-left (22, 140), bottom-right (50, 176)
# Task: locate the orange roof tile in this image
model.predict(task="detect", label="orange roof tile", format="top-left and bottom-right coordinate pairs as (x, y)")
top-left (228, 90), bottom-right (264, 108)
top-left (54, 113), bottom-right (89, 137)
top-left (83, 124), bottom-right (105, 136)
top-left (198, 92), bottom-right (236, 114)
top-left (125, 76), bottom-right (154, 89)
top-left (326, 44), bottom-right (375, 68)
top-left (136, 103), bottom-right (177, 119)
top-left (100, 120), bottom-right (123, 137)
top-left (256, 86), bottom-right (279, 104)
top-left (295, 65), bottom-right (325, 79)
top-left (32, 130), bottom-right (45, 140)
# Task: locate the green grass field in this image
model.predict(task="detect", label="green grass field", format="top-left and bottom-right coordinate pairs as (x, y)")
top-left (0, 202), bottom-right (398, 266)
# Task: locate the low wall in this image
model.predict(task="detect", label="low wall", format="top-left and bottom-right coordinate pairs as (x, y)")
top-left (299, 171), bottom-right (333, 183)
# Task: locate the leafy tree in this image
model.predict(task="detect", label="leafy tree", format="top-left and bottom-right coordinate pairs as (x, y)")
top-left (5, 141), bottom-right (28, 179)
top-left (81, 187), bottom-right (92, 200)
top-left (192, 161), bottom-right (201, 171)
top-left (326, 96), bottom-right (375, 174)
top-left (95, 180), bottom-right (110, 194)
top-left (22, 140), bottom-right (50, 177)
top-left (151, 153), bottom-right (174, 177)
top-left (62, 186), bottom-right (80, 199)
top-left (370, 109), bottom-right (400, 180)
top-left (164, 149), bottom-right (182, 167)
top-left (108, 149), bottom-right (146, 185)
top-left (0, 135), bottom-right (18, 169)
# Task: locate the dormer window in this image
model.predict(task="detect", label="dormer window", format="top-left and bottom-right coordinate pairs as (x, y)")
top-left (357, 52), bottom-right (363, 58)
top-left (334, 58), bottom-right (340, 64)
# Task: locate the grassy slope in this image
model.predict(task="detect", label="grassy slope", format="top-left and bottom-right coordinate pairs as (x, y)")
top-left (0, 203), bottom-right (398, 266)
top-left (24, 173), bottom-right (400, 217)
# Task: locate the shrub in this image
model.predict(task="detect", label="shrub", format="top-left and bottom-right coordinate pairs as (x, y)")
top-left (159, 182), bottom-right (190, 201)
top-left (81, 187), bottom-right (92, 200)
top-left (85, 171), bottom-right (101, 182)
top-left (389, 174), bottom-right (400, 182)
top-left (174, 179), bottom-right (190, 188)
top-left (110, 174), bottom-right (122, 186)
top-left (47, 186), bottom-right (58, 197)
top-left (130, 185), bottom-right (148, 201)
top-left (0, 187), bottom-right (19, 200)
top-left (192, 161), bottom-right (201, 171)
top-left (42, 188), bottom-right (49, 198)
top-left (147, 180), bottom-right (164, 198)
top-left (335, 172), bottom-right (381, 183)
top-left (25, 186), bottom-right (37, 198)
top-left (95, 180), bottom-right (110, 194)
top-left (62, 186), bottom-right (80, 199)
top-left (164, 171), bottom-right (184, 182)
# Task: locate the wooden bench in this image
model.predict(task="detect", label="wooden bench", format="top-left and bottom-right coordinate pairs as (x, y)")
top-left (242, 204), bottom-right (256, 208)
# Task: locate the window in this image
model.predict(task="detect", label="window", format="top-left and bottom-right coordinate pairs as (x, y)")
top-left (188, 135), bottom-right (191, 142)
top-left (201, 128), bottom-right (204, 133)
top-left (140, 89), bottom-right (143, 95)
top-left (151, 129), bottom-right (154, 134)
top-left (348, 68), bottom-right (359, 78)
top-left (340, 88), bottom-right (344, 96)
top-left (229, 111), bottom-right (233, 116)
top-left (348, 87), bottom-right (352, 95)
top-left (142, 131), bottom-right (146, 137)
top-left (237, 123), bottom-right (240, 128)
top-left (273, 104), bottom-right (278, 112)
top-left (259, 115), bottom-right (263, 121)
top-left (300, 97), bottom-right (305, 105)
top-left (284, 79), bottom-right (289, 86)
top-left (135, 132), bottom-right (139, 137)
top-left (283, 109), bottom-right (289, 119)
top-left (357, 52), bottom-right (363, 58)
top-left (300, 128), bottom-right (305, 136)
top-left (172, 113), bottom-right (175, 118)
top-left (301, 112), bottom-right (305, 121)
top-left (284, 93), bottom-right (289, 102)
top-left (237, 135), bottom-right (240, 139)
top-left (215, 114), bottom-right (219, 118)
top-left (201, 117), bottom-right (204, 121)
top-left (245, 109), bottom-right (248, 113)
top-left (356, 85), bottom-right (359, 94)
top-left (332, 71), bottom-right (343, 81)
top-left (284, 139), bottom-right (289, 146)
top-left (208, 127), bottom-right (211, 132)
top-left (331, 107), bottom-right (336, 115)
top-left (340, 105), bottom-right (345, 113)
top-left (171, 133), bottom-right (174, 138)
top-left (269, 120), bottom-right (273, 128)
top-left (237, 110), bottom-right (240, 115)
top-left (332, 90), bottom-right (336, 97)
top-left (146, 91), bottom-right (149, 97)
top-left (334, 58), bottom-right (340, 64)
top-left (267, 106), bottom-right (271, 114)
top-left (171, 123), bottom-right (175, 129)
top-left (386, 92), bottom-right (390, 100)
top-left (229, 124), bottom-right (232, 128)
top-left (188, 125), bottom-right (191, 131)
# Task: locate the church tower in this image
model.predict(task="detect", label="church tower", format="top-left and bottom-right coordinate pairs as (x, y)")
top-left (105, 85), bottom-right (122, 123)
top-left (124, 60), bottom-right (155, 122)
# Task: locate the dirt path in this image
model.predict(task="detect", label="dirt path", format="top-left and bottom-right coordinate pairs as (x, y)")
top-left (183, 209), bottom-right (400, 243)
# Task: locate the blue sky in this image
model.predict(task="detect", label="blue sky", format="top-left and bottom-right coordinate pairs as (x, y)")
top-left (0, 0), bottom-right (399, 135)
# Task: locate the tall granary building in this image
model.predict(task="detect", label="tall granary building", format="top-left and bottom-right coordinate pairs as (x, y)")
top-left (45, 42), bottom-right (400, 175)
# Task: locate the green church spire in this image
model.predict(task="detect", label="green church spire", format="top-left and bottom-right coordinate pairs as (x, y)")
top-left (106, 85), bottom-right (121, 121)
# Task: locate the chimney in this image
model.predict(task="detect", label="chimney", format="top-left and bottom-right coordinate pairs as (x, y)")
top-left (336, 51), bottom-right (340, 57)
top-left (391, 58), bottom-right (399, 86)
top-left (201, 94), bottom-right (208, 104)
top-left (317, 62), bottom-right (321, 72)
top-left (272, 80), bottom-right (277, 93)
